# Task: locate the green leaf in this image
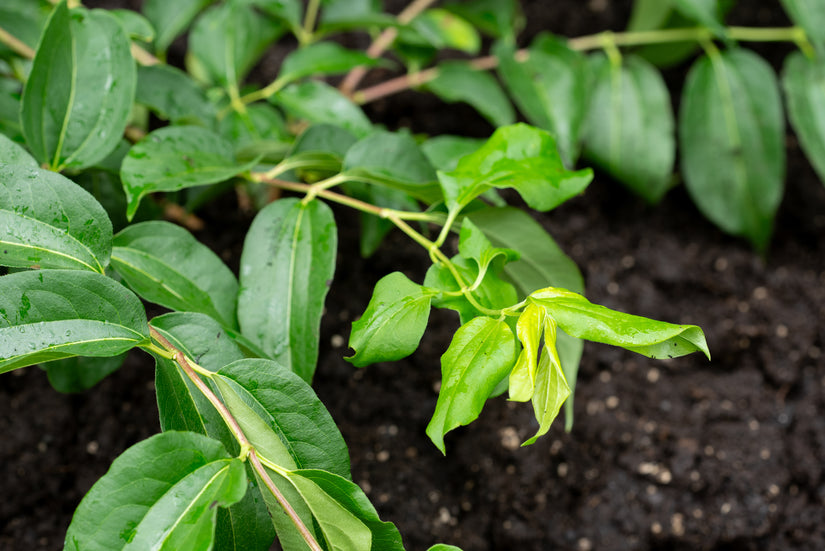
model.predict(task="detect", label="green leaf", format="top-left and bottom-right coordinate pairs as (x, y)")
top-left (21, 4), bottom-right (136, 171)
top-left (523, 319), bottom-right (570, 445)
top-left (0, 165), bottom-right (113, 272)
top-left (438, 123), bottom-right (592, 214)
top-left (347, 271), bottom-right (433, 367)
top-left (0, 133), bottom-right (37, 168)
top-left (341, 181), bottom-right (420, 257)
top-left (45, 353), bottom-right (126, 393)
top-left (65, 431), bottom-right (246, 551)
top-left (443, 0), bottom-right (522, 39)
top-left (508, 302), bottom-right (545, 402)
top-left (672, 0), bottom-right (727, 36)
top-left (238, 198), bottom-right (337, 382)
top-left (405, 9), bottom-right (481, 54)
top-left (0, 269), bottom-right (149, 374)
top-left (582, 54), bottom-right (675, 203)
top-left (0, 0), bottom-right (50, 54)
top-left (780, 0), bottom-right (825, 51)
top-left (274, 80), bottom-right (372, 138)
top-left (319, 0), bottom-right (389, 30)
top-left (219, 103), bottom-right (289, 161)
top-left (782, 52), bottom-right (825, 187)
top-left (110, 9), bottom-right (155, 42)
top-left (121, 126), bottom-right (259, 220)
top-left (426, 316), bottom-right (516, 453)
top-left (495, 35), bottom-right (588, 166)
top-left (135, 64), bottom-right (217, 126)
top-left (0, 91), bottom-right (23, 143)
top-left (245, 0), bottom-right (302, 32)
top-left (342, 130), bottom-right (443, 203)
top-left (278, 42), bottom-right (384, 85)
top-left (627, 0), bottom-right (672, 31)
top-left (529, 287), bottom-right (710, 360)
top-left (143, 0), bottom-right (214, 53)
top-left (680, 48), bottom-right (785, 250)
top-left (457, 218), bottom-right (519, 275)
top-left (421, 135), bottom-right (483, 171)
top-left (427, 61), bottom-right (515, 127)
top-left (428, 546), bottom-right (464, 551)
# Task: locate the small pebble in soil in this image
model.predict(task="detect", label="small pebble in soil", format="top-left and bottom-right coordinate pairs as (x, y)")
top-left (577, 537), bottom-right (593, 551)
top-left (721, 502), bottom-right (732, 514)
top-left (359, 480), bottom-right (371, 494)
top-left (714, 257), bottom-right (728, 271)
top-left (692, 508), bottom-right (704, 519)
top-left (330, 334), bottom-right (344, 348)
top-left (749, 419), bottom-right (760, 431)
top-left (753, 286), bottom-right (768, 300)
top-left (605, 396), bottom-right (619, 409)
top-left (499, 427), bottom-right (520, 451)
top-left (811, 346), bottom-right (822, 359)
top-left (621, 255), bottom-right (635, 269)
top-left (646, 368), bottom-right (660, 383)
top-left (557, 463), bottom-right (569, 477)
top-left (86, 441), bottom-right (99, 455)
top-left (376, 450), bottom-right (390, 462)
top-left (775, 324), bottom-right (789, 338)
top-left (671, 513), bottom-right (685, 537)
top-left (599, 371), bottom-right (611, 383)
top-left (651, 522), bottom-right (663, 535)
top-left (606, 281), bottom-right (619, 295)
top-left (768, 484), bottom-right (780, 497)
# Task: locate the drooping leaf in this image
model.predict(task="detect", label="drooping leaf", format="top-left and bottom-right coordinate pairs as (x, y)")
top-left (65, 431), bottom-right (247, 551)
top-left (278, 42), bottom-right (384, 86)
top-left (582, 53), bottom-right (675, 203)
top-left (45, 353), bottom-right (127, 393)
top-left (427, 61), bottom-right (515, 128)
top-left (438, 123), bottom-right (592, 214)
top-left (142, 0), bottom-right (215, 53)
top-left (443, 0), bottom-right (522, 39)
top-left (0, 0), bottom-right (50, 55)
top-left (121, 126), bottom-right (260, 220)
top-left (21, 4), bottom-right (136, 171)
top-left (0, 270), bottom-right (149, 374)
top-left (780, 0), bottom-right (825, 51)
top-left (402, 9), bottom-right (481, 54)
top-left (135, 64), bottom-right (217, 126)
top-left (110, 9), bottom-right (155, 42)
top-left (238, 198), bottom-right (337, 382)
top-left (508, 302), bottom-right (545, 402)
top-left (111, 221), bottom-right (239, 328)
top-left (782, 51), bottom-right (825, 186)
top-left (347, 271), bottom-right (434, 367)
top-left (523, 319), bottom-right (570, 445)
top-left (274, 80), bottom-right (372, 138)
top-left (426, 316), bottom-right (516, 453)
top-left (421, 135), bottom-right (483, 171)
top-left (271, 123), bottom-right (357, 181)
top-left (680, 48), bottom-right (785, 250)
top-left (672, 0), bottom-right (727, 36)
top-left (0, 165), bottom-right (113, 272)
top-left (0, 133), bottom-right (37, 168)
top-left (529, 287), bottom-right (711, 360)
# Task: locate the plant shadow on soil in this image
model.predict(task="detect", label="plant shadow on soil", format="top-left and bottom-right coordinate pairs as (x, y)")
top-left (2, 1), bottom-right (824, 550)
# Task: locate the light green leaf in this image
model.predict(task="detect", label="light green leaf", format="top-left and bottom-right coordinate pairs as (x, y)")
top-left (0, 133), bottom-right (37, 168)
top-left (428, 546), bottom-right (464, 551)
top-left (457, 218), bottom-right (519, 275)
top-left (45, 353), bottom-right (127, 393)
top-left (110, 9), bottom-right (155, 42)
top-left (672, 0), bottom-right (727, 36)
top-left (347, 271), bottom-right (433, 367)
top-left (0, 165), bottom-right (112, 272)
top-left (421, 135), bottom-right (483, 172)
top-left (405, 9), bottom-right (481, 53)
top-left (780, 0), bottom-right (825, 51)
top-left (238, 198), bottom-right (337, 382)
top-left (443, 0), bottom-right (521, 39)
top-left (121, 126), bottom-right (260, 220)
top-left (426, 316), bottom-right (516, 453)
top-left (143, 0), bottom-right (215, 53)
top-left (438, 123), bottom-right (592, 214)
top-left (274, 80), bottom-right (372, 138)
top-left (111, 221), bottom-right (239, 328)
top-left (319, 0), bottom-right (390, 30)
top-left (508, 302), bottom-right (545, 402)
top-left (65, 431), bottom-right (246, 551)
top-left (782, 51), bottom-right (825, 187)
top-left (427, 61), bottom-right (515, 127)
top-left (680, 48), bottom-right (785, 250)
top-left (582, 53), bottom-right (675, 203)
top-left (523, 318), bottom-right (570, 445)
top-left (278, 42), bottom-right (384, 85)
top-left (627, 0), bottom-right (672, 31)
top-left (21, 4), bottom-right (136, 171)
top-left (529, 287), bottom-right (710, 360)
top-left (135, 64), bottom-right (217, 126)
top-left (253, 468), bottom-right (318, 551)
top-left (495, 35), bottom-right (588, 166)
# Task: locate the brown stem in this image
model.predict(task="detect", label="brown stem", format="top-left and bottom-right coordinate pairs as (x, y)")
top-left (0, 26), bottom-right (35, 59)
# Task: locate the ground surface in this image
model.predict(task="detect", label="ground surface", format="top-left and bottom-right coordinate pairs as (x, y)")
top-left (2, 1), bottom-right (825, 550)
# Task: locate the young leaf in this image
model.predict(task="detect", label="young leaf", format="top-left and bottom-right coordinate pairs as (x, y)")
top-left (508, 302), bottom-right (545, 402)
top-left (65, 431), bottom-right (246, 551)
top-left (405, 9), bottom-right (481, 54)
top-left (112, 221), bottom-right (239, 328)
top-left (21, 3), bottom-right (136, 171)
top-left (45, 353), bottom-right (127, 394)
top-left (121, 126), bottom-right (260, 220)
top-left (274, 80), bottom-right (372, 138)
top-left (135, 64), bottom-right (217, 126)
top-left (582, 54), bottom-right (675, 203)
top-left (253, 467), bottom-right (319, 551)
top-left (782, 52), bottom-right (825, 186)
top-left (680, 48), bottom-right (785, 250)
top-left (426, 316), bottom-right (517, 453)
top-left (457, 218), bottom-right (519, 275)
top-left (529, 287), bottom-right (710, 360)
top-left (0, 133), bottom-right (37, 168)
top-left (0, 269), bottom-right (149, 374)
top-left (347, 271), bottom-right (434, 367)
top-left (426, 61), bottom-right (515, 128)
top-left (523, 318), bottom-right (570, 445)
top-left (278, 42), bottom-right (384, 85)
top-left (238, 198), bottom-right (337, 382)
top-left (780, 0), bottom-right (825, 51)
top-left (421, 135), bottom-right (483, 172)
top-left (428, 546), bottom-right (464, 551)
top-left (142, 0), bottom-right (214, 53)
top-left (495, 34), bottom-right (588, 166)
top-left (438, 123), bottom-right (592, 214)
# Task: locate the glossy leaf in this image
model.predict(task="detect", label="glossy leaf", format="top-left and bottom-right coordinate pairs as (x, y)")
top-left (427, 61), bottom-right (515, 127)
top-left (254, 467), bottom-right (319, 551)
top-left (426, 316), bottom-right (516, 453)
top-left (780, 0), bottom-right (825, 51)
top-left (438, 123), bottom-right (592, 214)
top-left (111, 221), bottom-right (239, 328)
top-left (65, 431), bottom-right (246, 551)
top-left (508, 302), bottom-right (545, 402)
top-left (428, 546), bottom-right (463, 551)
top-left (782, 52), bottom-right (825, 186)
top-left (110, 9), bottom-right (155, 42)
top-left (421, 135), bottom-right (482, 171)
top-left (530, 287), bottom-right (710, 360)
top-left (524, 320), bottom-right (570, 445)
top-left (680, 48), bottom-right (785, 250)
top-left (238, 198), bottom-right (337, 382)
top-left (672, 0), bottom-right (727, 36)
top-left (275, 80), bottom-right (372, 138)
top-left (495, 35), bottom-right (588, 166)
top-left (21, 4), bottom-right (136, 171)
top-left (143, 0), bottom-right (214, 53)
top-left (0, 133), bottom-right (37, 168)
top-left (582, 54), bottom-right (675, 203)
top-left (121, 126), bottom-right (259, 220)
top-left (279, 42), bottom-right (383, 85)
top-left (0, 165), bottom-right (113, 272)
top-left (135, 64), bottom-right (217, 126)
top-left (45, 353), bottom-right (126, 393)
top-left (457, 218), bottom-right (519, 275)
top-left (405, 9), bottom-right (481, 54)
top-left (347, 272), bottom-right (434, 367)
top-left (443, 0), bottom-right (521, 39)
top-left (0, 270), bottom-right (149, 374)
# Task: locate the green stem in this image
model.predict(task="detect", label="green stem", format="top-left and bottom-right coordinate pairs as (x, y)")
top-left (301, 0), bottom-right (321, 44)
top-left (240, 76), bottom-right (288, 106)
top-left (0, 26), bottom-right (34, 59)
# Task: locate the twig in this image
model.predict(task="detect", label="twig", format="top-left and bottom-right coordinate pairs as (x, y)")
top-left (0, 26), bottom-right (35, 59)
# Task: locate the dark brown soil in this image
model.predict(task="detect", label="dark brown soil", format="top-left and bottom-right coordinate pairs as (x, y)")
top-left (2, 1), bottom-right (825, 550)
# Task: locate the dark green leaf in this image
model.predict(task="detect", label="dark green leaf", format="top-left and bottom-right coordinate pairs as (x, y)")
top-left (782, 51), bottom-right (825, 186)
top-left (626, 0), bottom-right (672, 31)
top-left (0, 133), bottom-right (37, 168)
top-left (238, 198), bottom-right (337, 382)
top-left (427, 61), bottom-right (515, 127)
top-left (0, 0), bottom-right (49, 54)
top-left (438, 123), bottom-right (592, 214)
top-left (426, 316), bottom-right (516, 453)
top-left (0, 91), bottom-right (23, 143)
top-left (135, 64), bottom-right (217, 126)
top-left (244, 0), bottom-right (302, 32)
top-left (780, 0), bottom-right (825, 51)
top-left (672, 0), bottom-right (727, 36)
top-left (428, 546), bottom-right (464, 551)
top-left (279, 42), bottom-right (384, 85)
top-left (121, 126), bottom-right (259, 220)
top-left (21, 4), bottom-right (136, 171)
top-left (443, 0), bottom-right (522, 39)
top-left (143, 0), bottom-right (215, 53)
top-left (111, 221), bottom-right (239, 328)
top-left (582, 54), bottom-right (675, 203)
top-left (680, 48), bottom-right (785, 250)
top-left (0, 269), bottom-right (149, 374)
top-left (65, 431), bottom-right (246, 551)
top-left (275, 123), bottom-right (358, 179)
top-left (110, 9), bottom-right (155, 42)
top-left (0, 165), bottom-right (113, 272)
top-left (218, 103), bottom-right (289, 160)
top-left (319, 0), bottom-right (388, 30)
top-left (530, 287), bottom-right (711, 360)
top-left (347, 271), bottom-right (433, 367)
top-left (457, 218), bottom-right (519, 274)
top-left (45, 353), bottom-right (126, 393)
top-left (274, 80), bottom-right (372, 138)
top-left (421, 135), bottom-right (483, 171)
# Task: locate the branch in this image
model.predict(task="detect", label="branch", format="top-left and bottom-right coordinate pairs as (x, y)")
top-left (0, 26), bottom-right (35, 59)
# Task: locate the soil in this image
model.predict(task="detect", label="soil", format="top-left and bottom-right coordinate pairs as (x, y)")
top-left (2, 1), bottom-right (825, 550)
